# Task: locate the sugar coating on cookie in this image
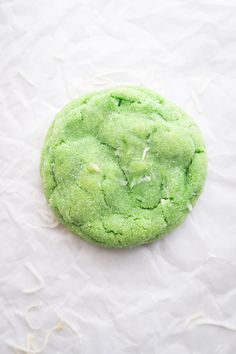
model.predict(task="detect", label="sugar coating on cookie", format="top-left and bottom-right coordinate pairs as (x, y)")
top-left (41, 86), bottom-right (207, 248)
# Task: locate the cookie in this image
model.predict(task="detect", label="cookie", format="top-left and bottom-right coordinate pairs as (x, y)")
top-left (40, 86), bottom-right (207, 248)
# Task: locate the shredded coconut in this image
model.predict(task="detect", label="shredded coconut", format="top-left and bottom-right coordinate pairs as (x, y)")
top-left (130, 175), bottom-right (151, 188)
top-left (140, 176), bottom-right (151, 183)
top-left (198, 320), bottom-right (236, 332)
top-left (37, 200), bottom-right (59, 229)
top-left (7, 314), bottom-right (80, 354)
top-left (187, 202), bottom-right (193, 211)
top-left (25, 302), bottom-right (43, 330)
top-left (57, 312), bottom-right (80, 338)
top-left (141, 147), bottom-right (150, 160)
top-left (89, 163), bottom-right (100, 172)
top-left (120, 179), bottom-right (128, 186)
top-left (13, 347), bottom-right (20, 354)
top-left (22, 263), bottom-right (45, 294)
top-left (184, 313), bottom-right (203, 326)
top-left (184, 314), bottom-right (236, 332)
top-left (160, 198), bottom-right (168, 206)
top-left (27, 333), bottom-right (35, 353)
top-left (7, 320), bottom-right (64, 354)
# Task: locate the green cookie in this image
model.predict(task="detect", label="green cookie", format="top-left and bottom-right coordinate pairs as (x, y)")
top-left (41, 86), bottom-right (207, 248)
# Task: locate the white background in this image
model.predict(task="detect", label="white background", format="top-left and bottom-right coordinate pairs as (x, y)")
top-left (1, 0), bottom-right (236, 353)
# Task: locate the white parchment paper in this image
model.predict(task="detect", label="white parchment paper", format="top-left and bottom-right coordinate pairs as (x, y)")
top-left (1, 0), bottom-right (236, 353)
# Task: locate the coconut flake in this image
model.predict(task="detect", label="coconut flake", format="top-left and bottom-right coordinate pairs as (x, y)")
top-left (184, 313), bottom-right (203, 326)
top-left (197, 320), bottom-right (236, 332)
top-left (140, 176), bottom-right (151, 183)
top-left (120, 179), bottom-right (128, 186)
top-left (130, 175), bottom-right (151, 188)
top-left (187, 202), bottom-right (193, 211)
top-left (25, 302), bottom-right (43, 330)
top-left (22, 263), bottom-right (45, 294)
top-left (141, 147), bottom-right (150, 160)
top-left (7, 320), bottom-right (64, 354)
top-left (7, 315), bottom-right (80, 354)
top-left (89, 163), bottom-right (100, 172)
top-left (57, 312), bottom-right (80, 338)
top-left (27, 333), bottom-right (35, 353)
top-left (160, 198), bottom-right (168, 206)
top-left (184, 314), bottom-right (236, 332)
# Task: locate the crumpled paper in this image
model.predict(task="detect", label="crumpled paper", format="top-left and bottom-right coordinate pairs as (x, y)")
top-left (1, 0), bottom-right (236, 353)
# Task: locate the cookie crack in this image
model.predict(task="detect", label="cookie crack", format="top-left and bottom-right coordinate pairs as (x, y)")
top-left (117, 160), bottom-right (130, 187)
top-left (138, 203), bottom-right (160, 211)
top-left (102, 221), bottom-right (122, 237)
top-left (101, 176), bottom-right (110, 209)
top-left (111, 94), bottom-right (141, 106)
top-left (99, 141), bottom-right (130, 188)
top-left (185, 150), bottom-right (204, 179)
top-left (49, 161), bottom-right (58, 195)
top-left (161, 209), bottom-right (168, 225)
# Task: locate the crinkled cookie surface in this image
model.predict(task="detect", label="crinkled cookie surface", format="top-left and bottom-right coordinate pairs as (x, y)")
top-left (41, 86), bottom-right (207, 248)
